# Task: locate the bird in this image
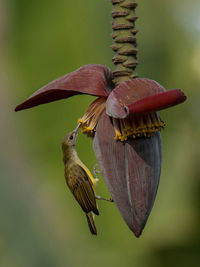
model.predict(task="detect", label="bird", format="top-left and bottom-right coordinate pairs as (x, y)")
top-left (61, 124), bottom-right (99, 235)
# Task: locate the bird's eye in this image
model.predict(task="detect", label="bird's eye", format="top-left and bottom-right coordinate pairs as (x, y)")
top-left (69, 135), bottom-right (73, 140)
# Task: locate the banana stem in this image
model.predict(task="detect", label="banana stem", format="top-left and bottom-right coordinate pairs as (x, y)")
top-left (111, 0), bottom-right (138, 86)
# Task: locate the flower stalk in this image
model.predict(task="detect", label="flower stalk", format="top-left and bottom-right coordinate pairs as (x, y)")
top-left (111, 0), bottom-right (138, 86)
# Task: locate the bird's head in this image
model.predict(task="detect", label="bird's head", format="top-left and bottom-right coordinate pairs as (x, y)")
top-left (62, 131), bottom-right (77, 147)
top-left (61, 123), bottom-right (80, 148)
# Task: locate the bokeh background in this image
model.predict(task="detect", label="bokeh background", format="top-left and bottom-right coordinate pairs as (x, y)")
top-left (1, 0), bottom-right (200, 266)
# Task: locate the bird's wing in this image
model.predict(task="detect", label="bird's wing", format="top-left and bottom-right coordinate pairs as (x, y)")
top-left (66, 164), bottom-right (99, 215)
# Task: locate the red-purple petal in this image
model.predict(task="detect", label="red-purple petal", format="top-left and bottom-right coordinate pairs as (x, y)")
top-left (93, 112), bottom-right (162, 237)
top-left (106, 78), bottom-right (166, 118)
top-left (127, 89), bottom-right (186, 114)
top-left (15, 64), bottom-right (113, 111)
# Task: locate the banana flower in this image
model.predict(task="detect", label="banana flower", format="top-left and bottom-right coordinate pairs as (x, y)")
top-left (15, 64), bottom-right (186, 236)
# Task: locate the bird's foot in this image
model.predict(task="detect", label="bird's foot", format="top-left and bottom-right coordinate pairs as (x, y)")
top-left (93, 164), bottom-right (101, 180)
top-left (95, 195), bottom-right (114, 202)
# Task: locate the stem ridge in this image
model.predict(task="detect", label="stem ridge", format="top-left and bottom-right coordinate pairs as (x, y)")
top-left (111, 0), bottom-right (138, 86)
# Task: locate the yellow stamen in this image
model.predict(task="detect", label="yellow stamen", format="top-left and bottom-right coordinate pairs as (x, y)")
top-left (78, 97), bottom-right (165, 141)
top-left (113, 112), bottom-right (165, 141)
top-left (113, 119), bottom-right (122, 140)
top-left (78, 97), bottom-right (106, 137)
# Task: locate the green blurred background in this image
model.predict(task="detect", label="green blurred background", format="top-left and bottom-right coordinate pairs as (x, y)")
top-left (1, 0), bottom-right (200, 266)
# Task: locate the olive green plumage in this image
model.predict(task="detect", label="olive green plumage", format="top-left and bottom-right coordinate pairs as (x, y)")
top-left (62, 130), bottom-right (99, 235)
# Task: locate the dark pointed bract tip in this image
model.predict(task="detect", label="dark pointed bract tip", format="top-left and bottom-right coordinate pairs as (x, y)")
top-left (134, 229), bottom-right (142, 238)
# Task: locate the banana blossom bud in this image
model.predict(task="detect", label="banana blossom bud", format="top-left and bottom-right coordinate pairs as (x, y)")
top-left (15, 64), bottom-right (186, 236)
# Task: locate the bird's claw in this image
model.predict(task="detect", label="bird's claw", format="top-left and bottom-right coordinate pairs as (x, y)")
top-left (95, 195), bottom-right (114, 202)
top-left (93, 163), bottom-right (101, 179)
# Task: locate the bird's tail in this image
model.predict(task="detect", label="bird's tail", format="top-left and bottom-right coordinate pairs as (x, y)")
top-left (86, 212), bottom-right (97, 235)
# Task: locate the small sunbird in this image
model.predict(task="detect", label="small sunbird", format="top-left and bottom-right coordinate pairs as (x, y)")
top-left (61, 124), bottom-right (99, 235)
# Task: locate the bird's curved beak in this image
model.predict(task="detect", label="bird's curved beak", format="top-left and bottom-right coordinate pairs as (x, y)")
top-left (71, 123), bottom-right (81, 144)
top-left (74, 122), bottom-right (81, 134)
